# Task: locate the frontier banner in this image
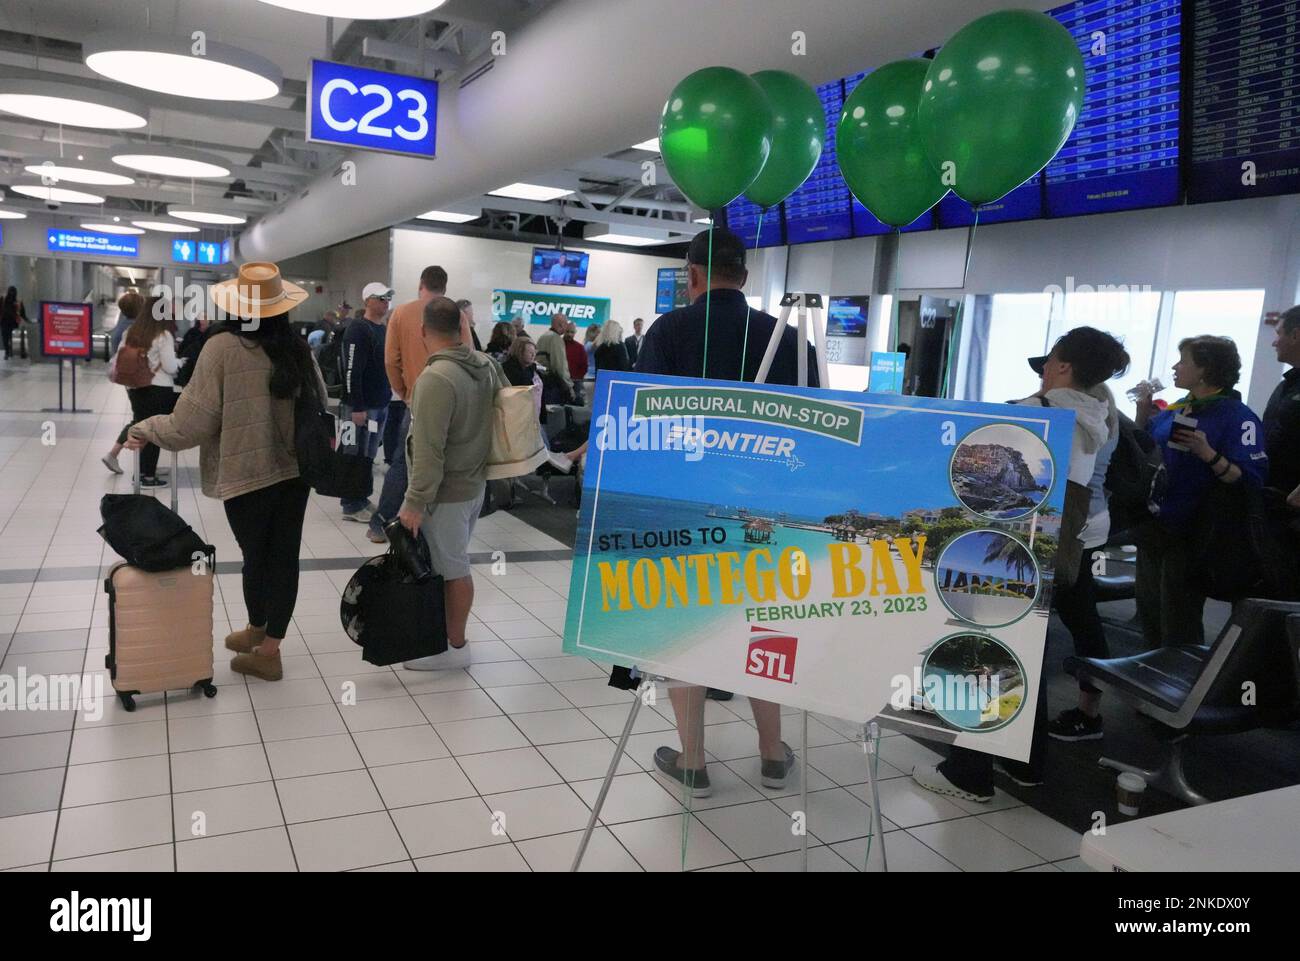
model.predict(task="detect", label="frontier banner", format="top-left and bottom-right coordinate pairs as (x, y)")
top-left (492, 288), bottom-right (611, 327)
top-left (563, 371), bottom-right (1077, 760)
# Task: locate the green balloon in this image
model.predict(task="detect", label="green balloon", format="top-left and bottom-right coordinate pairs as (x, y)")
top-left (744, 70), bottom-right (823, 209)
top-left (660, 66), bottom-right (773, 211)
top-left (918, 9), bottom-right (1086, 206)
top-left (837, 59), bottom-right (948, 228)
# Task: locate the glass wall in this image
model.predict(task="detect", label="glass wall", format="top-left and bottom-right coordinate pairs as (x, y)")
top-left (980, 294), bottom-right (1052, 403)
top-left (1162, 290), bottom-right (1267, 401)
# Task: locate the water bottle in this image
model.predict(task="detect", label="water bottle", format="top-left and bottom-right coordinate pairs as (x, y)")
top-left (1126, 378), bottom-right (1164, 403)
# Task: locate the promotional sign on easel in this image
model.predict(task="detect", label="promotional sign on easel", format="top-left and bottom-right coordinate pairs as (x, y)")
top-left (564, 373), bottom-right (1075, 760)
top-left (39, 301), bottom-right (93, 414)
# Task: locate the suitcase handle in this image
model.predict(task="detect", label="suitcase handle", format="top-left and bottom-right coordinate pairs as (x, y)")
top-left (132, 447), bottom-right (180, 513)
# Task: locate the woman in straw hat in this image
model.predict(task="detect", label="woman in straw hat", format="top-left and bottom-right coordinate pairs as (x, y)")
top-left (126, 262), bottom-right (324, 682)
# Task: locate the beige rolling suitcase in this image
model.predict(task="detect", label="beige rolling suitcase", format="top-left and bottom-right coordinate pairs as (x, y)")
top-left (103, 450), bottom-right (216, 711)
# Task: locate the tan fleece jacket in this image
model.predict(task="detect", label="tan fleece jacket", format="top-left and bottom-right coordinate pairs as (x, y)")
top-left (403, 345), bottom-right (503, 511)
top-left (133, 331), bottom-right (325, 501)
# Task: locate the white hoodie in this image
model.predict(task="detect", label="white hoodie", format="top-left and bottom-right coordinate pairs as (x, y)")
top-left (1015, 387), bottom-right (1111, 485)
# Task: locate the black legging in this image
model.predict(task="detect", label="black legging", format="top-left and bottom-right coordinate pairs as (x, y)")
top-left (117, 386), bottom-right (178, 477)
top-left (1, 325), bottom-right (13, 359)
top-left (223, 478), bottom-right (310, 639)
top-left (1052, 554), bottom-right (1109, 694)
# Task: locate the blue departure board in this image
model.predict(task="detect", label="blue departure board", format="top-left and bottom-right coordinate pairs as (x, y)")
top-left (853, 199), bottom-right (935, 235)
top-left (1044, 0), bottom-right (1182, 217)
top-left (783, 80), bottom-right (853, 244)
top-left (724, 194), bottom-right (784, 248)
top-left (938, 177), bottom-right (1045, 228)
top-left (1189, 0), bottom-right (1300, 203)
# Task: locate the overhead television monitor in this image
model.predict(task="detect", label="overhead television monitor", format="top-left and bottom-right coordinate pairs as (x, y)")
top-left (531, 248), bottom-right (589, 287)
top-left (828, 296), bottom-right (870, 338)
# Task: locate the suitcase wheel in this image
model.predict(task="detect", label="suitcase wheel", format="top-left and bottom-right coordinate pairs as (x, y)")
top-left (118, 693), bottom-right (136, 712)
top-left (194, 680), bottom-right (218, 698)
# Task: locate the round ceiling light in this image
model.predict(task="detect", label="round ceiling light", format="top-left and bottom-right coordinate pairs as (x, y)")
top-left (111, 145), bottom-right (231, 179)
top-left (0, 79), bottom-right (147, 129)
top-left (84, 31), bottom-right (282, 102)
top-left (168, 206), bottom-right (247, 225)
top-left (10, 183), bottom-right (106, 204)
top-left (131, 220), bottom-right (199, 233)
top-left (0, 208), bottom-right (28, 220)
top-left (23, 158), bottom-right (135, 187)
top-left (253, 0), bottom-right (449, 18)
top-left (81, 222), bottom-right (145, 235)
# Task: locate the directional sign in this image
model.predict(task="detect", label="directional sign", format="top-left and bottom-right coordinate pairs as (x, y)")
top-left (307, 59), bottom-right (438, 158)
top-left (197, 241), bottom-right (221, 265)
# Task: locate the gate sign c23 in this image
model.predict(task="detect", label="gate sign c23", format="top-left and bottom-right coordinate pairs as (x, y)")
top-left (493, 289), bottom-right (611, 327)
top-left (307, 59), bottom-right (438, 158)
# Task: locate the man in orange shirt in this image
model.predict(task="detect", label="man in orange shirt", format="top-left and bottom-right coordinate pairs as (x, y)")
top-left (368, 265), bottom-right (448, 543)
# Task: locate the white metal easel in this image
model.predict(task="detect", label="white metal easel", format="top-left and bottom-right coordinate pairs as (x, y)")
top-left (571, 293), bottom-right (889, 872)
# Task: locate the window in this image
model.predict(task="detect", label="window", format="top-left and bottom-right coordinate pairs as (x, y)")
top-left (981, 294), bottom-right (1052, 403)
top-left (1060, 289), bottom-right (1162, 409)
top-left (1163, 290), bottom-right (1266, 400)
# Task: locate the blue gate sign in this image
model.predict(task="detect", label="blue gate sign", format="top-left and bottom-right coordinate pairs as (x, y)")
top-left (308, 59), bottom-right (438, 158)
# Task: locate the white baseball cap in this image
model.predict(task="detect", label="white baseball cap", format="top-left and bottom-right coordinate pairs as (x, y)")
top-left (361, 282), bottom-right (393, 301)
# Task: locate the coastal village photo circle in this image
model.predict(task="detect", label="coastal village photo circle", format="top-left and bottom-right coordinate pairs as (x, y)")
top-left (949, 424), bottom-right (1054, 520)
top-left (920, 633), bottom-right (1026, 732)
top-left (934, 529), bottom-right (1041, 628)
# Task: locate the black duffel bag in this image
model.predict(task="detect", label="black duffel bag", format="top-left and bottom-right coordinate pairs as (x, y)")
top-left (340, 521), bottom-right (447, 666)
top-left (98, 494), bottom-right (212, 572)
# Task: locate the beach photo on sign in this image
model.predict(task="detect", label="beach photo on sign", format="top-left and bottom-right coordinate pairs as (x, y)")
top-left (950, 424), bottom-right (1053, 520)
top-left (934, 530), bottom-right (1040, 628)
top-left (919, 633), bottom-right (1025, 732)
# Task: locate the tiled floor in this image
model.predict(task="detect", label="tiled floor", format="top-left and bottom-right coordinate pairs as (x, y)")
top-left (0, 362), bottom-right (1091, 872)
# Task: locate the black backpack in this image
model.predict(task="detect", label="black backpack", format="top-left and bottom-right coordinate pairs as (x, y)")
top-left (98, 494), bottom-right (212, 572)
top-left (318, 335), bottom-right (344, 395)
top-left (1105, 413), bottom-right (1166, 536)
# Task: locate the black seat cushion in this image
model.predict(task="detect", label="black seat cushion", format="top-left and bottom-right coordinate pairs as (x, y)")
top-left (1066, 646), bottom-right (1209, 713)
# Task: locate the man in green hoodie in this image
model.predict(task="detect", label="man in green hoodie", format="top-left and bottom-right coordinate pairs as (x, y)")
top-left (398, 296), bottom-right (502, 670)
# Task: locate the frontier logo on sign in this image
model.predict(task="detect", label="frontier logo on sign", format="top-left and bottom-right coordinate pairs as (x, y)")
top-left (746, 627), bottom-right (796, 683)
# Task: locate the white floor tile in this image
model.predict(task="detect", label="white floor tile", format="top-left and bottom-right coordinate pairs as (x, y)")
top-left (483, 683), bottom-right (571, 715)
top-left (256, 704), bottom-right (348, 742)
top-left (0, 731), bottom-right (70, 775)
top-left (746, 845), bottom-right (857, 872)
top-left (169, 744), bottom-right (271, 794)
top-left (167, 712), bottom-right (261, 754)
top-left (0, 810), bottom-right (57, 869)
top-left (909, 817), bottom-right (1043, 871)
top-left (466, 660), bottom-right (545, 687)
top-left (52, 844), bottom-right (174, 872)
top-left (412, 689), bottom-right (502, 724)
top-left (518, 827), bottom-right (641, 872)
top-left (609, 814), bottom-right (738, 872)
top-left (511, 708), bottom-right (606, 746)
top-left (172, 781), bottom-right (283, 840)
top-left (370, 758), bottom-right (477, 808)
top-left (572, 772), bottom-right (684, 825)
top-left (289, 812), bottom-right (410, 872)
top-left (391, 796), bottom-right (509, 858)
top-left (177, 826), bottom-right (297, 872)
top-left (276, 770), bottom-right (384, 823)
top-left (695, 801), bottom-right (804, 861)
top-left (69, 721), bottom-right (167, 765)
top-left (456, 746), bottom-right (562, 795)
top-left (482, 784), bottom-right (592, 840)
top-left (265, 733), bottom-right (365, 780)
top-left (832, 830), bottom-right (959, 872)
top-left (415, 844), bottom-right (531, 872)
top-left (53, 795), bottom-right (173, 861)
top-left (62, 755), bottom-right (170, 807)
top-left (434, 715), bottom-right (530, 755)
top-left (978, 806), bottom-right (1082, 862)
top-left (351, 725), bottom-right (450, 767)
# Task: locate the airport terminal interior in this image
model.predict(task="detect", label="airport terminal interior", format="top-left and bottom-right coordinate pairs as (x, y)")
top-left (0, 0), bottom-right (1299, 875)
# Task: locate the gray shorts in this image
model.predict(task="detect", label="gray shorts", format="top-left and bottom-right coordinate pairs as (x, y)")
top-left (419, 488), bottom-right (484, 581)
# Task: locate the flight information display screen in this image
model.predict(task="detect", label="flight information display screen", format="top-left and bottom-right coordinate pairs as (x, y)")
top-left (783, 80), bottom-right (853, 244)
top-left (1188, 0), bottom-right (1300, 202)
top-left (723, 195), bottom-right (784, 248)
top-left (1044, 0), bottom-right (1183, 216)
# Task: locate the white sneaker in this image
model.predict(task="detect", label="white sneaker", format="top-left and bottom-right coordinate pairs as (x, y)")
top-left (546, 451), bottom-right (574, 473)
top-left (341, 507), bottom-right (374, 523)
top-left (101, 453), bottom-right (123, 475)
top-left (404, 643), bottom-right (472, 671)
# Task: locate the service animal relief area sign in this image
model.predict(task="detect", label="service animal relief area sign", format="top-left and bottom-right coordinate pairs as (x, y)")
top-left (563, 371), bottom-right (1076, 760)
top-left (492, 288), bottom-right (610, 327)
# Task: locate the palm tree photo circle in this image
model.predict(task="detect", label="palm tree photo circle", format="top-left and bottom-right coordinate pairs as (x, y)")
top-left (934, 529), bottom-right (1041, 628)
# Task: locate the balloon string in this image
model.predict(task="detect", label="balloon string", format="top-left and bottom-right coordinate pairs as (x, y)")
top-left (739, 209), bottom-right (763, 381)
top-left (889, 227), bottom-right (901, 354)
top-left (943, 208), bottom-right (981, 398)
top-left (701, 220), bottom-right (714, 379)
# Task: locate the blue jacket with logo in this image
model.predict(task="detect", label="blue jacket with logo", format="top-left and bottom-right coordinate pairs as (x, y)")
top-left (1147, 392), bottom-right (1269, 527)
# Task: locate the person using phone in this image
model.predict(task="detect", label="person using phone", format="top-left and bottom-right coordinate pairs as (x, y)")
top-left (1134, 335), bottom-right (1268, 646)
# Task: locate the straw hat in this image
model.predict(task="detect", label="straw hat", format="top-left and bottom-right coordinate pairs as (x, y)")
top-left (209, 261), bottom-right (308, 320)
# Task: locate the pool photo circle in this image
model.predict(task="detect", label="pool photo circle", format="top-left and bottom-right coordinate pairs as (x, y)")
top-left (934, 529), bottom-right (1041, 629)
top-left (949, 423), bottom-right (1054, 521)
top-left (919, 632), bottom-right (1027, 732)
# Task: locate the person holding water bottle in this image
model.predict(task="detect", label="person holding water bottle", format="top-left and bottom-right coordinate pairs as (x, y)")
top-left (1134, 335), bottom-right (1268, 646)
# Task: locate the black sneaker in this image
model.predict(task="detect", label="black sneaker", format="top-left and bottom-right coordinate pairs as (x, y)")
top-left (705, 688), bottom-right (733, 701)
top-left (139, 476), bottom-right (168, 488)
top-left (653, 747), bottom-right (711, 798)
top-left (1048, 708), bottom-right (1104, 742)
top-left (912, 762), bottom-right (993, 802)
top-left (994, 759), bottom-right (1045, 787)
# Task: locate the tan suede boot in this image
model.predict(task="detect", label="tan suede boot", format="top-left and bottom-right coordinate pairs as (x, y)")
top-left (230, 648), bottom-right (283, 681)
top-left (224, 625), bottom-right (266, 654)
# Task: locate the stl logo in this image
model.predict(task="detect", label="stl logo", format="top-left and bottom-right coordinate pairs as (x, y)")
top-left (746, 627), bottom-right (797, 683)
